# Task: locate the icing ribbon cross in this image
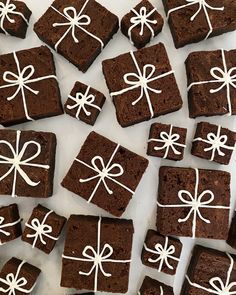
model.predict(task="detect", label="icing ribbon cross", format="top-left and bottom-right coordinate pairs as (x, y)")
top-left (0, 130), bottom-right (50, 197)
top-left (0, 216), bottom-right (21, 239)
top-left (157, 168), bottom-right (230, 238)
top-left (51, 0), bottom-right (104, 51)
top-left (67, 85), bottom-right (101, 119)
top-left (167, 0), bottom-right (224, 40)
top-left (188, 49), bottom-right (236, 116)
top-left (0, 51), bottom-right (57, 121)
top-left (0, 0), bottom-right (28, 35)
top-left (128, 6), bottom-right (157, 44)
top-left (0, 260), bottom-right (37, 294)
top-left (186, 253), bottom-right (236, 295)
top-left (193, 125), bottom-right (235, 161)
top-left (111, 51), bottom-right (174, 118)
top-left (25, 210), bottom-right (58, 248)
top-left (62, 217), bottom-right (131, 292)
top-left (148, 125), bottom-right (186, 158)
top-left (144, 236), bottom-right (180, 272)
top-left (76, 144), bottom-right (134, 203)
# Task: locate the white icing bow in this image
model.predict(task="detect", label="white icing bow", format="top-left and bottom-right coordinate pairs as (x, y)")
top-left (67, 85), bottom-right (101, 119)
top-left (0, 260), bottom-right (37, 295)
top-left (188, 49), bottom-right (236, 116)
top-left (193, 125), bottom-right (235, 161)
top-left (76, 144), bottom-right (134, 203)
top-left (0, 0), bottom-right (28, 35)
top-left (0, 130), bottom-right (50, 197)
top-left (25, 210), bottom-right (58, 248)
top-left (111, 51), bottom-right (174, 118)
top-left (51, 0), bottom-right (104, 51)
top-left (0, 51), bottom-right (57, 121)
top-left (157, 168), bottom-right (230, 238)
top-left (144, 236), bottom-right (180, 272)
top-left (186, 253), bottom-right (236, 295)
top-left (167, 0), bottom-right (224, 40)
top-left (128, 6), bottom-right (157, 44)
top-left (0, 216), bottom-right (21, 239)
top-left (62, 217), bottom-right (131, 292)
top-left (148, 125), bottom-right (186, 159)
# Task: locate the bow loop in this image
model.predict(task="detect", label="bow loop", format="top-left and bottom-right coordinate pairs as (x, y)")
top-left (0, 216), bottom-right (4, 225)
top-left (143, 64), bottom-right (156, 81)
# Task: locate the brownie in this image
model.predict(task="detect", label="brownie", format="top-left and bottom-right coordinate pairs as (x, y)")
top-left (0, 46), bottom-right (63, 126)
top-left (102, 43), bottom-right (183, 127)
top-left (0, 203), bottom-right (21, 245)
top-left (61, 215), bottom-right (134, 293)
top-left (157, 166), bottom-right (231, 239)
top-left (186, 48), bottom-right (236, 118)
top-left (64, 81), bottom-right (106, 126)
top-left (61, 131), bottom-right (148, 217)
top-left (34, 0), bottom-right (119, 73)
top-left (121, 0), bottom-right (164, 49)
top-left (227, 210), bottom-right (236, 249)
top-left (0, 0), bottom-right (31, 38)
top-left (141, 229), bottom-right (182, 275)
top-left (0, 257), bottom-right (41, 294)
top-left (163, 0), bottom-right (236, 48)
top-left (180, 245), bottom-right (236, 295)
top-left (0, 129), bottom-right (56, 198)
top-left (147, 123), bottom-right (187, 161)
top-left (192, 122), bottom-right (236, 165)
top-left (22, 204), bottom-right (66, 254)
top-left (139, 276), bottom-right (174, 295)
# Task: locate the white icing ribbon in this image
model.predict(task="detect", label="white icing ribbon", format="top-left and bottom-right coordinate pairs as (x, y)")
top-left (148, 125), bottom-right (186, 158)
top-left (0, 130), bottom-right (50, 198)
top-left (25, 210), bottom-right (58, 249)
top-left (188, 49), bottom-right (236, 116)
top-left (0, 51), bottom-right (57, 121)
top-left (138, 286), bottom-right (163, 295)
top-left (0, 0), bottom-right (29, 35)
top-left (51, 0), bottom-right (104, 51)
top-left (128, 6), bottom-right (157, 44)
top-left (157, 168), bottom-right (230, 238)
top-left (62, 217), bottom-right (131, 292)
top-left (67, 85), bottom-right (101, 119)
top-left (76, 143), bottom-right (134, 203)
top-left (186, 253), bottom-right (236, 295)
top-left (0, 216), bottom-right (21, 238)
top-left (0, 260), bottom-right (37, 294)
top-left (144, 236), bottom-right (180, 272)
top-left (110, 51), bottom-right (174, 118)
top-left (167, 0), bottom-right (224, 40)
top-left (193, 125), bottom-right (235, 161)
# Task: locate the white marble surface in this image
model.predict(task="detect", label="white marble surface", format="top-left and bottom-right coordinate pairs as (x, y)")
top-left (0, 0), bottom-right (236, 294)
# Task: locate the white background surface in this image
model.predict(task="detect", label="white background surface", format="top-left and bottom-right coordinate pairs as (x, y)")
top-left (1, 0), bottom-right (236, 294)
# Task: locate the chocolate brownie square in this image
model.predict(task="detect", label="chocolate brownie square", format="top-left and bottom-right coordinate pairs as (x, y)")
top-left (61, 215), bottom-right (134, 293)
top-left (227, 210), bottom-right (236, 249)
top-left (0, 46), bottom-right (63, 126)
top-left (64, 81), bottom-right (106, 126)
top-left (34, 0), bottom-right (119, 73)
top-left (121, 0), bottom-right (164, 49)
top-left (0, 129), bottom-right (56, 198)
top-left (141, 229), bottom-right (182, 275)
top-left (0, 0), bottom-right (31, 38)
top-left (180, 245), bottom-right (236, 295)
top-left (186, 49), bottom-right (236, 118)
top-left (147, 123), bottom-right (187, 161)
top-left (157, 166), bottom-right (230, 239)
top-left (0, 203), bottom-right (21, 245)
top-left (61, 131), bottom-right (148, 217)
top-left (192, 122), bottom-right (236, 165)
top-left (139, 276), bottom-right (174, 295)
top-left (0, 257), bottom-right (41, 294)
top-left (22, 204), bottom-right (66, 254)
top-left (163, 0), bottom-right (236, 48)
top-left (102, 43), bottom-right (183, 127)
